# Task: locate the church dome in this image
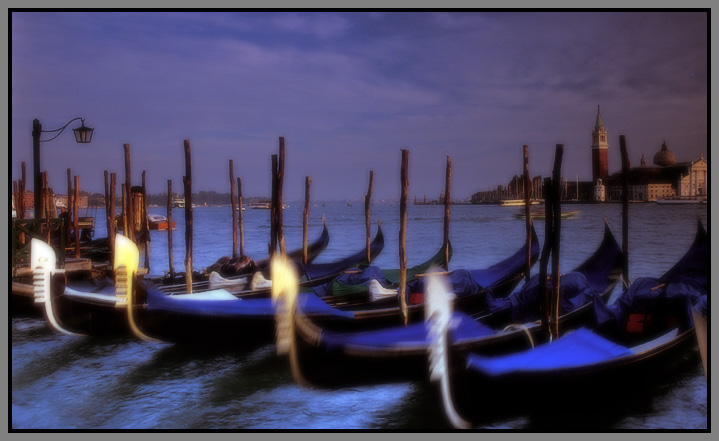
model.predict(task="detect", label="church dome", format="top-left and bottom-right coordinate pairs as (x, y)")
top-left (653, 141), bottom-right (676, 166)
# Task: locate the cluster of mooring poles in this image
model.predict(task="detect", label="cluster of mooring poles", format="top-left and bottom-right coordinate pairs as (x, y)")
top-left (14, 128), bottom-right (634, 335)
top-left (396, 150), bottom-right (453, 325)
top-left (529, 136), bottom-right (631, 342)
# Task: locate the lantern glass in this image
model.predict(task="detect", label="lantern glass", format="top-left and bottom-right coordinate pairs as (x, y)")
top-left (73, 124), bottom-right (94, 143)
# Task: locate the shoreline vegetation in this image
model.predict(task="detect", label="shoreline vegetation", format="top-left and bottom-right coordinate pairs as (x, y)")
top-left (16, 190), bottom-right (706, 211)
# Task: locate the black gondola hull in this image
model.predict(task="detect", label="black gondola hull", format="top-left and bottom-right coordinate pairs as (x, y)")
top-left (450, 328), bottom-right (699, 423)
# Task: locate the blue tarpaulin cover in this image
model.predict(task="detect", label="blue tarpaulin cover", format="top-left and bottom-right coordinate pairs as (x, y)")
top-left (485, 272), bottom-right (597, 322)
top-left (483, 223), bottom-right (622, 323)
top-left (407, 269), bottom-right (483, 298)
top-left (466, 327), bottom-right (633, 376)
top-left (146, 286), bottom-right (354, 319)
top-left (314, 272), bottom-right (600, 353)
top-left (295, 293), bottom-right (356, 319)
top-left (592, 277), bottom-right (704, 333)
top-left (318, 311), bottom-right (495, 351)
top-left (592, 222), bottom-right (707, 333)
top-left (466, 221), bottom-right (708, 379)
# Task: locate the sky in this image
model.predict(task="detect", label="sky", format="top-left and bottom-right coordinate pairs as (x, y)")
top-left (11, 11), bottom-right (708, 202)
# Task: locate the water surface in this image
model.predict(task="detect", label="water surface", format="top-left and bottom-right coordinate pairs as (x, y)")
top-left (11, 202), bottom-right (708, 430)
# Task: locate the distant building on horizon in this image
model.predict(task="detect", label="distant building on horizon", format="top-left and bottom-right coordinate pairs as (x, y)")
top-left (603, 141), bottom-right (707, 201)
top-left (471, 106), bottom-right (708, 204)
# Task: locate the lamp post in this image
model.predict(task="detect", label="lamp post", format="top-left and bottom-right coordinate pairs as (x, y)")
top-left (32, 117), bottom-right (94, 218)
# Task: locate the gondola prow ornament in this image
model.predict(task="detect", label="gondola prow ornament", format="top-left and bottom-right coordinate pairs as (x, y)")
top-left (425, 268), bottom-right (470, 429)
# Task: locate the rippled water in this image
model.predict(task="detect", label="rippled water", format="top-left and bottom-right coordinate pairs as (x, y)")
top-left (11, 202), bottom-right (708, 430)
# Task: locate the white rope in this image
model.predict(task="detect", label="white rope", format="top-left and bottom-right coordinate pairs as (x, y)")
top-left (503, 322), bottom-right (536, 348)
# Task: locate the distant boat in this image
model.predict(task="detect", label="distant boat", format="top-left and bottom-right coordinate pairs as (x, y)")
top-left (148, 214), bottom-right (176, 231)
top-left (655, 196), bottom-right (704, 205)
top-left (515, 207), bottom-right (579, 220)
top-left (250, 201), bottom-right (271, 209)
top-left (249, 201), bottom-right (287, 209)
top-left (499, 199), bottom-right (540, 207)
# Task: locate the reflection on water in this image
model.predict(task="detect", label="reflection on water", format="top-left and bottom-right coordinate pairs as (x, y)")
top-left (11, 203), bottom-right (708, 430)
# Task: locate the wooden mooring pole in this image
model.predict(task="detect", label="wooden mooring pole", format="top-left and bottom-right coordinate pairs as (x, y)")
top-left (121, 184), bottom-right (128, 238)
top-left (539, 177), bottom-right (553, 341)
top-left (104, 170), bottom-right (111, 241)
top-left (124, 144), bottom-right (134, 243)
top-left (303, 176), bottom-right (311, 265)
top-left (277, 137), bottom-right (286, 255)
top-left (523, 145), bottom-right (532, 282)
top-left (398, 149), bottom-right (409, 325)
top-left (365, 170), bottom-right (374, 264)
top-left (443, 156), bottom-right (451, 271)
top-left (238, 177), bottom-right (244, 257)
top-left (229, 160), bottom-right (238, 259)
top-left (270, 154), bottom-right (278, 257)
top-left (167, 179), bottom-right (175, 279)
top-left (74, 175), bottom-right (80, 258)
top-left (42, 172), bottom-right (50, 242)
top-left (550, 144), bottom-right (564, 340)
top-left (142, 170), bottom-right (150, 271)
top-left (20, 161), bottom-right (26, 219)
top-left (619, 135), bottom-right (631, 288)
top-left (109, 173), bottom-right (116, 268)
top-left (67, 168), bottom-right (73, 245)
top-left (183, 139), bottom-right (193, 294)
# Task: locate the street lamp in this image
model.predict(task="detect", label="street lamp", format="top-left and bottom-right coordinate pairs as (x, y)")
top-left (32, 117), bottom-right (94, 218)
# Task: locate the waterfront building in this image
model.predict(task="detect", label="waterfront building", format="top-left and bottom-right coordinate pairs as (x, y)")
top-left (604, 142), bottom-right (708, 202)
top-left (471, 106), bottom-right (708, 204)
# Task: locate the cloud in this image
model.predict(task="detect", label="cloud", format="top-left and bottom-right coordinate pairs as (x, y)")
top-left (268, 12), bottom-right (352, 39)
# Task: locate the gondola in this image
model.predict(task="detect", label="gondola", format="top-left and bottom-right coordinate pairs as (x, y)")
top-left (311, 239), bottom-right (453, 302)
top-left (150, 220), bottom-right (331, 287)
top-left (312, 221), bottom-right (540, 327)
top-left (434, 220), bottom-right (708, 427)
top-left (279, 221), bottom-right (622, 387)
top-left (149, 223), bottom-right (383, 299)
top-left (32, 225), bottom-right (382, 339)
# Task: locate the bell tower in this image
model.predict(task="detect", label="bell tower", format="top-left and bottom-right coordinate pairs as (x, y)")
top-left (591, 105), bottom-right (609, 182)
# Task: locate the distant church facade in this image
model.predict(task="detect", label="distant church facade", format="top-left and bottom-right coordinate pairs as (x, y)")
top-left (593, 104), bottom-right (707, 202)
